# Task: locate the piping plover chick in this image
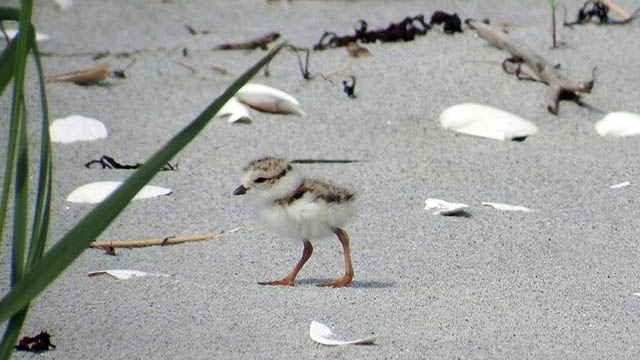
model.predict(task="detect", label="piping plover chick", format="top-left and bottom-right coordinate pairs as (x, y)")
top-left (233, 157), bottom-right (356, 287)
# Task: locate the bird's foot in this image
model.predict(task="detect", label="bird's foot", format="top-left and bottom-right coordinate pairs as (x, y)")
top-left (319, 274), bottom-right (353, 288)
top-left (258, 278), bottom-right (294, 286)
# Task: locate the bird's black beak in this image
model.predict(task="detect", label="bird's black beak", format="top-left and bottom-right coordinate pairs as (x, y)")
top-left (233, 185), bottom-right (247, 195)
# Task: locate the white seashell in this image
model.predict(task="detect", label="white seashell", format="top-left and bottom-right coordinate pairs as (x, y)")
top-left (50, 115), bottom-right (108, 143)
top-left (2, 27), bottom-right (50, 42)
top-left (594, 112), bottom-right (640, 137)
top-left (424, 198), bottom-right (469, 216)
top-left (609, 181), bottom-right (630, 189)
top-left (482, 202), bottom-right (533, 212)
top-left (439, 103), bottom-right (538, 141)
top-left (87, 269), bottom-right (170, 280)
top-left (309, 321), bottom-right (376, 346)
top-left (66, 181), bottom-right (172, 204)
top-left (236, 83), bottom-right (305, 115)
top-left (216, 96), bottom-right (253, 123)
top-left (52, 0), bottom-right (73, 10)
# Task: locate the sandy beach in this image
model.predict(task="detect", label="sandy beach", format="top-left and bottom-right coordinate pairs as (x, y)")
top-left (2, 0), bottom-right (640, 358)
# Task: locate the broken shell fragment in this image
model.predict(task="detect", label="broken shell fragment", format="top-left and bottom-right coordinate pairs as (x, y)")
top-left (67, 181), bottom-right (172, 204)
top-left (50, 115), bottom-right (108, 143)
top-left (424, 198), bottom-right (469, 216)
top-left (87, 269), bottom-right (170, 280)
top-left (609, 181), bottom-right (630, 189)
top-left (2, 26), bottom-right (50, 42)
top-left (594, 112), bottom-right (640, 137)
top-left (309, 321), bottom-right (376, 346)
top-left (236, 83), bottom-right (305, 115)
top-left (216, 96), bottom-right (253, 123)
top-left (482, 202), bottom-right (533, 212)
top-left (439, 103), bottom-right (538, 141)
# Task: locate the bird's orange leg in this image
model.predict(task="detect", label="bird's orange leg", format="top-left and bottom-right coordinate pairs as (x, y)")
top-left (321, 228), bottom-right (354, 287)
top-left (259, 240), bottom-right (313, 286)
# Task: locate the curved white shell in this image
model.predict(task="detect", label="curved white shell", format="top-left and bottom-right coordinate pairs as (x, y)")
top-left (236, 83), bottom-right (305, 115)
top-left (594, 112), bottom-right (640, 137)
top-left (424, 198), bottom-right (469, 216)
top-left (67, 181), bottom-right (172, 204)
top-left (482, 202), bottom-right (533, 212)
top-left (309, 321), bottom-right (376, 346)
top-left (439, 103), bottom-right (538, 141)
top-left (50, 115), bottom-right (108, 143)
top-left (216, 96), bottom-right (253, 123)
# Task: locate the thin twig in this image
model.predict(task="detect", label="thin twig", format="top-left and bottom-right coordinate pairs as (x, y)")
top-left (89, 231), bottom-right (224, 248)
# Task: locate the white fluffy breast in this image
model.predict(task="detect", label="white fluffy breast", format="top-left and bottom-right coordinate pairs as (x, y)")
top-left (255, 193), bottom-right (355, 241)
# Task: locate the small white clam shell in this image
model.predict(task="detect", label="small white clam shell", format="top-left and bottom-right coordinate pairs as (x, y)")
top-left (594, 112), bottom-right (640, 137)
top-left (50, 115), bottom-right (108, 143)
top-left (216, 96), bottom-right (253, 123)
top-left (439, 103), bottom-right (538, 141)
top-left (309, 321), bottom-right (376, 346)
top-left (424, 198), bottom-right (469, 216)
top-left (67, 181), bottom-right (172, 204)
top-left (236, 83), bottom-right (305, 115)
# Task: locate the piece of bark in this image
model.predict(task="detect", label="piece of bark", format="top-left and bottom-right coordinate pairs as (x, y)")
top-left (466, 19), bottom-right (594, 114)
top-left (46, 63), bottom-right (111, 85)
top-left (215, 32), bottom-right (280, 50)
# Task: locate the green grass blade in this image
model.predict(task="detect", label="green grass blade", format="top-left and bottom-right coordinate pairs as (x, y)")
top-left (0, 7), bottom-right (22, 94)
top-left (0, 2), bottom-right (32, 251)
top-left (0, 308), bottom-right (28, 360)
top-left (0, 108), bottom-right (28, 360)
top-left (0, 42), bottom-right (284, 323)
top-left (0, 7), bottom-right (20, 21)
top-left (0, 37), bottom-right (18, 95)
top-left (25, 36), bottom-right (52, 268)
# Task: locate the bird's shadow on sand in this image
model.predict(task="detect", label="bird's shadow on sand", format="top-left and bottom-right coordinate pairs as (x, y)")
top-left (296, 278), bottom-right (395, 288)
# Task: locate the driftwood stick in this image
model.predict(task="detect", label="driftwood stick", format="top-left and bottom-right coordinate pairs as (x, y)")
top-left (466, 19), bottom-right (594, 114)
top-left (600, 0), bottom-right (631, 20)
top-left (90, 231), bottom-right (224, 248)
top-left (46, 63), bottom-right (111, 85)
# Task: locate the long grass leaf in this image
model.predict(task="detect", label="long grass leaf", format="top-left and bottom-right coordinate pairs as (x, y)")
top-left (25, 36), bottom-right (52, 268)
top-left (0, 108), bottom-right (28, 360)
top-left (0, 37), bottom-right (18, 95)
top-left (0, 6), bottom-right (22, 86)
top-left (0, 2), bottom-right (36, 357)
top-left (0, 7), bottom-right (20, 20)
top-left (0, 42), bottom-right (284, 323)
top-left (0, 3), bottom-right (32, 251)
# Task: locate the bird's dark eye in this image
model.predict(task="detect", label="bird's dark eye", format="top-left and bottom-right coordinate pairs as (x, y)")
top-left (254, 177), bottom-right (267, 183)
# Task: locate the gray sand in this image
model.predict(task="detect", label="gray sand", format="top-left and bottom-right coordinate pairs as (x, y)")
top-left (2, 0), bottom-right (640, 358)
